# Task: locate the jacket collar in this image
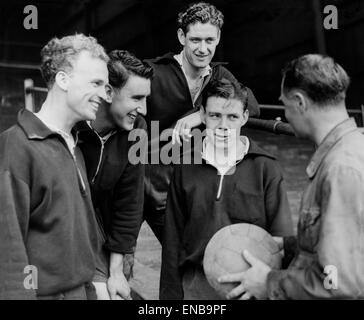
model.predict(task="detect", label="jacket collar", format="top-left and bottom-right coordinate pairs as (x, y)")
top-left (18, 108), bottom-right (78, 141)
top-left (18, 108), bottom-right (58, 140)
top-left (246, 139), bottom-right (276, 160)
top-left (148, 52), bottom-right (227, 68)
top-left (306, 118), bottom-right (358, 178)
top-left (191, 135), bottom-right (275, 164)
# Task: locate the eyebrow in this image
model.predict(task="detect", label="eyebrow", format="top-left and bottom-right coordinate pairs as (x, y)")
top-left (190, 36), bottom-right (216, 40)
top-left (132, 94), bottom-right (148, 99)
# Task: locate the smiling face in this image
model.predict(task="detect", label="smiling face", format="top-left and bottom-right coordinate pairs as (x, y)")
top-left (108, 74), bottom-right (151, 131)
top-left (65, 50), bottom-right (109, 122)
top-left (202, 96), bottom-right (248, 148)
top-left (178, 22), bottom-right (220, 71)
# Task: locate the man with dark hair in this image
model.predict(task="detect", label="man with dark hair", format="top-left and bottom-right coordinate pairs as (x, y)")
top-left (77, 50), bottom-right (152, 300)
top-left (0, 34), bottom-right (109, 299)
top-left (144, 1), bottom-right (260, 243)
top-left (160, 78), bottom-right (293, 300)
top-left (219, 54), bottom-right (364, 299)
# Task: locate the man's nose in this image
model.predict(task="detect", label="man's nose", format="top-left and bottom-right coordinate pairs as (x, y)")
top-left (198, 41), bottom-right (207, 53)
top-left (218, 116), bottom-right (228, 129)
top-left (137, 99), bottom-right (147, 116)
top-left (99, 85), bottom-right (109, 102)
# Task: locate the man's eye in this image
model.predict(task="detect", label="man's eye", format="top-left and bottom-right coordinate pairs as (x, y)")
top-left (229, 115), bottom-right (238, 120)
top-left (210, 114), bottom-right (219, 119)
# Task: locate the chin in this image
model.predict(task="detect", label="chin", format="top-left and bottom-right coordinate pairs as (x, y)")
top-left (86, 112), bottom-right (97, 121)
top-left (118, 121), bottom-right (133, 131)
top-left (194, 61), bottom-right (209, 69)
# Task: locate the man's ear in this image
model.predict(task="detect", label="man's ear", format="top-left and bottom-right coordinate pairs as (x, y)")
top-left (293, 91), bottom-right (308, 114)
top-left (241, 109), bottom-right (249, 126)
top-left (200, 106), bottom-right (206, 124)
top-left (55, 71), bottom-right (69, 91)
top-left (216, 29), bottom-right (221, 45)
top-left (177, 28), bottom-right (186, 46)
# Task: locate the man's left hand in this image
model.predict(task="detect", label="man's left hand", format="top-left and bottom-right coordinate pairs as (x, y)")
top-left (218, 250), bottom-right (271, 300)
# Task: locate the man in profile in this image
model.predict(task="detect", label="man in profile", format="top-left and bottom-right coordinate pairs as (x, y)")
top-left (219, 54), bottom-right (364, 300)
top-left (0, 34), bottom-right (109, 299)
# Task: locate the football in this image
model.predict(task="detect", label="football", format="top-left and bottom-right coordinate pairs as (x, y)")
top-left (203, 223), bottom-right (282, 299)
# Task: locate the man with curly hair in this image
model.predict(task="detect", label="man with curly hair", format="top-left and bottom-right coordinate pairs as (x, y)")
top-left (0, 34), bottom-right (109, 299)
top-left (143, 2), bottom-right (260, 243)
top-left (77, 50), bottom-right (153, 300)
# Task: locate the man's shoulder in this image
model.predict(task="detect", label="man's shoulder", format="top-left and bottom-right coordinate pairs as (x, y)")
top-left (246, 139), bottom-right (276, 161)
top-left (0, 124), bottom-right (31, 170)
top-left (0, 124), bottom-right (28, 149)
top-left (243, 139), bottom-right (285, 177)
top-left (323, 130), bottom-right (364, 175)
top-left (211, 63), bottom-right (235, 79)
top-left (144, 52), bottom-right (176, 67)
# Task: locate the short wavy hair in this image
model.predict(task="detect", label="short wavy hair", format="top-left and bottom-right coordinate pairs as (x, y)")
top-left (107, 50), bottom-right (153, 91)
top-left (282, 54), bottom-right (350, 106)
top-left (40, 33), bottom-right (109, 88)
top-left (202, 78), bottom-right (248, 111)
top-left (177, 2), bottom-right (224, 33)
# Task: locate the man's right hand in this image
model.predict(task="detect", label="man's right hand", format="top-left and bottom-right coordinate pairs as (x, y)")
top-left (172, 111), bottom-right (202, 145)
top-left (107, 273), bottom-right (132, 300)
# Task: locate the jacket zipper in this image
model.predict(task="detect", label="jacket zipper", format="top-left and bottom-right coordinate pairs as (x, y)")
top-left (90, 130), bottom-right (116, 184)
top-left (54, 133), bottom-right (87, 194)
top-left (215, 157), bottom-right (245, 201)
top-left (91, 138), bottom-right (105, 184)
top-left (73, 154), bottom-right (86, 193)
top-left (216, 174), bottom-right (225, 200)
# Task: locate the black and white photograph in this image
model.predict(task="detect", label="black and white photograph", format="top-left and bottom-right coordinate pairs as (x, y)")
top-left (1, 0), bottom-right (364, 310)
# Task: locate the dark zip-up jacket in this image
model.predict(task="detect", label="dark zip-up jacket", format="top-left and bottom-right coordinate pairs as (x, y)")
top-left (160, 139), bottom-right (294, 299)
top-left (77, 116), bottom-right (147, 255)
top-left (0, 109), bottom-right (99, 299)
top-left (145, 52), bottom-right (260, 135)
top-left (143, 53), bottom-right (260, 211)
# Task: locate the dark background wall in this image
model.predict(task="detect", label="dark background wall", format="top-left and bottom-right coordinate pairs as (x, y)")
top-left (1, 0), bottom-right (364, 131)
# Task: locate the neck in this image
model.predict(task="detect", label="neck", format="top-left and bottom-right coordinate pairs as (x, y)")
top-left (207, 136), bottom-right (244, 160)
top-left (310, 104), bottom-right (349, 146)
top-left (91, 104), bottom-right (114, 136)
top-left (37, 91), bottom-right (74, 133)
top-left (182, 51), bottom-right (205, 79)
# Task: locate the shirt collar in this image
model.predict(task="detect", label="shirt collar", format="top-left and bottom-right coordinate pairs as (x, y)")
top-left (306, 118), bottom-right (358, 178)
top-left (174, 51), bottom-right (212, 79)
top-left (85, 121), bottom-right (117, 141)
top-left (201, 135), bottom-right (250, 174)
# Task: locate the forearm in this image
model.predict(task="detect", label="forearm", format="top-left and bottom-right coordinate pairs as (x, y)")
top-left (109, 252), bottom-right (124, 277)
top-left (106, 165), bottom-right (144, 253)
